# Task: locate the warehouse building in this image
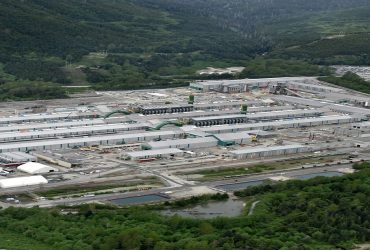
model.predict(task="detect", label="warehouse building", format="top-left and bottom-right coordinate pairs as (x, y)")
top-left (125, 148), bottom-right (184, 160)
top-left (212, 132), bottom-right (252, 146)
top-left (272, 96), bottom-right (328, 108)
top-left (0, 123), bottom-right (150, 143)
top-left (284, 82), bottom-right (344, 93)
top-left (194, 101), bottom-right (265, 110)
top-left (141, 105), bottom-right (293, 122)
top-left (352, 121), bottom-right (370, 130)
top-left (17, 162), bottom-right (58, 174)
top-left (145, 137), bottom-right (218, 150)
top-left (0, 175), bottom-right (48, 188)
top-left (328, 104), bottom-right (370, 116)
top-left (32, 152), bottom-right (83, 168)
top-left (140, 104), bottom-right (194, 115)
top-left (0, 119), bottom-right (105, 133)
top-left (0, 152), bottom-right (36, 163)
top-left (231, 145), bottom-right (309, 159)
top-left (0, 131), bottom-right (183, 153)
top-left (0, 112), bottom-right (97, 125)
top-left (190, 77), bottom-right (316, 93)
top-left (141, 105), bottom-right (297, 121)
top-left (200, 115), bottom-right (361, 134)
top-left (191, 109), bottom-right (325, 126)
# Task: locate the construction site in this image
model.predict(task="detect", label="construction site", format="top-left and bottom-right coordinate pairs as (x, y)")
top-left (0, 76), bottom-right (369, 207)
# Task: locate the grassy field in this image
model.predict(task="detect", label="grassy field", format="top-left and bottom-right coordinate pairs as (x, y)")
top-left (188, 155), bottom-right (343, 181)
top-left (35, 179), bottom-right (163, 198)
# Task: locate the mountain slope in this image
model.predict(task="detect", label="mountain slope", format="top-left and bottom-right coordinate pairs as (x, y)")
top-left (1, 0), bottom-right (370, 98)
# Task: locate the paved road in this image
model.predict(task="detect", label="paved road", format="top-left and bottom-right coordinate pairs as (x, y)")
top-left (15, 162), bottom-right (355, 208)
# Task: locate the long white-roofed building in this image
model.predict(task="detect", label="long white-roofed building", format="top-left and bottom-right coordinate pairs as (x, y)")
top-left (0, 176), bottom-right (48, 188)
top-left (0, 130), bottom-right (183, 153)
top-left (231, 145), bottom-right (310, 159)
top-left (17, 162), bottom-right (58, 174)
top-left (145, 137), bottom-right (218, 150)
top-left (125, 148), bottom-right (184, 160)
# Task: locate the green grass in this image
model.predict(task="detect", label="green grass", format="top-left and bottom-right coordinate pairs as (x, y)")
top-left (188, 155), bottom-right (343, 181)
top-left (36, 180), bottom-right (162, 198)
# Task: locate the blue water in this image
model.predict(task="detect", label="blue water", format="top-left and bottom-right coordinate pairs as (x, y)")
top-left (111, 194), bottom-right (169, 206)
top-left (294, 171), bottom-right (343, 180)
top-left (217, 180), bottom-right (265, 191)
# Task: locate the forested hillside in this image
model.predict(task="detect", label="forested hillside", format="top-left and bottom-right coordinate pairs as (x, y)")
top-left (1, 163), bottom-right (370, 249)
top-left (1, 0), bottom-right (370, 99)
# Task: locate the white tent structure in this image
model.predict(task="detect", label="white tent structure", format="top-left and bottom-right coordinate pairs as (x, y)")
top-left (0, 176), bottom-right (48, 188)
top-left (17, 162), bottom-right (58, 174)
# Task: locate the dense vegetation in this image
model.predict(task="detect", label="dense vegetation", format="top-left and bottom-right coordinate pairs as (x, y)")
top-left (1, 0), bottom-right (370, 98)
top-left (240, 59), bottom-right (331, 78)
top-left (319, 72), bottom-right (370, 94)
top-left (1, 163), bottom-right (370, 249)
top-left (0, 82), bottom-right (67, 101)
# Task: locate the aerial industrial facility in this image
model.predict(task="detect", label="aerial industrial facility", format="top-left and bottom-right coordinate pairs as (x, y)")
top-left (0, 76), bottom-right (369, 207)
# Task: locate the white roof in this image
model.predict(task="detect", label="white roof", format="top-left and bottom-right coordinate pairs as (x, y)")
top-left (214, 132), bottom-right (251, 141)
top-left (231, 145), bottom-right (306, 155)
top-left (0, 175), bottom-right (48, 188)
top-left (0, 119), bottom-right (105, 133)
top-left (17, 162), bottom-right (58, 174)
top-left (0, 123), bottom-right (150, 141)
top-left (147, 137), bottom-right (218, 148)
top-left (0, 112), bottom-right (94, 124)
top-left (127, 148), bottom-right (183, 158)
top-left (200, 115), bottom-right (357, 133)
top-left (0, 130), bottom-right (182, 152)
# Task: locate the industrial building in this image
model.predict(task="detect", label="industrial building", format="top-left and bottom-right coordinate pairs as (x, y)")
top-left (199, 115), bottom-right (362, 133)
top-left (190, 77), bottom-right (317, 93)
top-left (193, 101), bottom-right (265, 110)
top-left (0, 123), bottom-right (150, 143)
top-left (231, 145), bottom-right (309, 159)
top-left (0, 112), bottom-right (97, 125)
top-left (17, 162), bottom-right (58, 174)
top-left (125, 148), bottom-right (184, 160)
top-left (0, 131), bottom-right (183, 153)
top-left (32, 152), bottom-right (84, 168)
top-left (135, 105), bottom-right (296, 122)
top-left (0, 175), bottom-right (48, 188)
top-left (0, 152), bottom-right (36, 163)
top-left (0, 119), bottom-right (106, 133)
top-left (272, 96), bottom-right (328, 108)
top-left (191, 109), bottom-right (325, 126)
top-left (283, 82), bottom-right (344, 93)
top-left (212, 132), bottom-right (252, 146)
top-left (140, 104), bottom-right (194, 115)
top-left (145, 137), bottom-right (218, 150)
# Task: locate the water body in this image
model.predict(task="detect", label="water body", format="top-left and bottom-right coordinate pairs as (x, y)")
top-left (294, 171), bottom-right (343, 180)
top-left (162, 198), bottom-right (245, 219)
top-left (216, 180), bottom-right (266, 191)
top-left (111, 194), bottom-right (169, 206)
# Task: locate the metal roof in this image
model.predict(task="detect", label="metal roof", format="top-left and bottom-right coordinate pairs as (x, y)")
top-left (0, 130), bottom-right (182, 151)
top-left (0, 112), bottom-right (95, 123)
top-left (147, 137), bottom-right (218, 147)
top-left (213, 132), bottom-right (251, 141)
top-left (0, 123), bottom-right (150, 140)
top-left (0, 119), bottom-right (105, 133)
top-left (0, 175), bottom-right (48, 188)
top-left (199, 115), bottom-right (359, 132)
top-left (192, 109), bottom-right (324, 121)
top-left (231, 145), bottom-right (306, 155)
top-left (126, 148), bottom-right (183, 157)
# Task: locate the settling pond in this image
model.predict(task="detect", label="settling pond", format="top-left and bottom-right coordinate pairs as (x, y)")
top-left (161, 198), bottom-right (245, 219)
